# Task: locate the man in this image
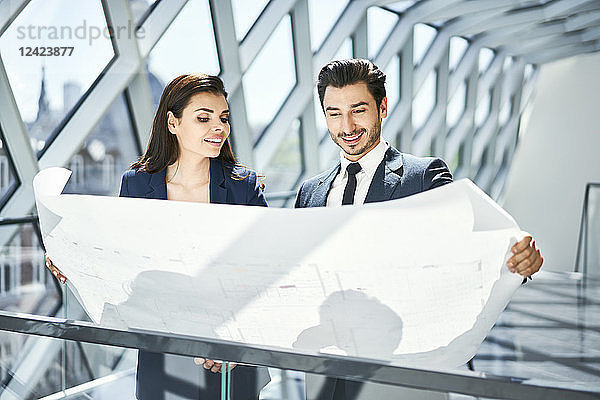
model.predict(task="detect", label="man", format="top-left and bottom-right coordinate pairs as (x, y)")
top-left (295, 59), bottom-right (543, 399)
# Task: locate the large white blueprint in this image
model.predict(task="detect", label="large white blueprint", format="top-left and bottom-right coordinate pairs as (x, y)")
top-left (34, 167), bottom-right (524, 369)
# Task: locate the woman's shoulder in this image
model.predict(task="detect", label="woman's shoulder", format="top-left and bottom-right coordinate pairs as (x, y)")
top-left (121, 167), bottom-right (165, 188)
top-left (221, 162), bottom-right (257, 182)
top-left (122, 167), bottom-right (153, 181)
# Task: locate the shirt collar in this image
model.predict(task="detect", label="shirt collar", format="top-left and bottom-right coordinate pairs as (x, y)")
top-left (340, 140), bottom-right (390, 176)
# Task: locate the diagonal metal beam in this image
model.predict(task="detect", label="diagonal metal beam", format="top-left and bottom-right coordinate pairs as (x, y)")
top-left (505, 29), bottom-right (600, 57)
top-left (565, 8), bottom-right (600, 31)
top-left (209, 0), bottom-right (253, 166)
top-left (38, 0), bottom-right (140, 171)
top-left (524, 40), bottom-right (600, 64)
top-left (136, 0), bottom-right (189, 58)
top-left (239, 0), bottom-right (296, 72)
top-left (0, 0), bottom-right (29, 36)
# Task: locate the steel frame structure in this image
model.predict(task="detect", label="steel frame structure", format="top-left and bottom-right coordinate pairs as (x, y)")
top-left (0, 0), bottom-right (598, 218)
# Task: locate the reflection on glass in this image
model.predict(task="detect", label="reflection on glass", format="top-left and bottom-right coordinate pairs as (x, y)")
top-left (146, 0), bottom-right (219, 91)
top-left (446, 80), bottom-right (466, 128)
top-left (243, 14), bottom-right (296, 140)
top-left (0, 0), bottom-right (115, 155)
top-left (0, 331), bottom-right (135, 399)
top-left (367, 7), bottom-right (398, 58)
top-left (413, 23), bottom-right (437, 65)
top-left (262, 119), bottom-right (302, 196)
top-left (412, 70), bottom-right (436, 130)
top-left (231, 0), bottom-right (269, 41)
top-left (0, 131), bottom-right (17, 205)
top-left (475, 90), bottom-right (491, 127)
top-left (129, 0), bottom-right (159, 23)
top-left (449, 36), bottom-right (468, 71)
top-left (63, 94), bottom-right (139, 196)
top-left (308, 0), bottom-right (349, 52)
top-left (478, 47), bottom-right (494, 73)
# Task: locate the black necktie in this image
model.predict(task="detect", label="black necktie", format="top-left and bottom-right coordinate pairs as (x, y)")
top-left (342, 162), bottom-right (362, 205)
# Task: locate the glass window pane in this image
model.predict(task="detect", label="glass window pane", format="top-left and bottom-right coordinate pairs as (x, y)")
top-left (314, 37), bottom-right (352, 143)
top-left (367, 7), bottom-right (398, 58)
top-left (385, 1), bottom-right (417, 13)
top-left (308, 0), bottom-right (349, 52)
top-left (231, 0), bottom-right (269, 41)
top-left (498, 96), bottom-right (512, 127)
top-left (314, 91), bottom-right (328, 143)
top-left (63, 94), bottom-right (139, 196)
top-left (0, 224), bottom-right (56, 309)
top-left (262, 119), bottom-right (302, 195)
top-left (502, 56), bottom-right (514, 71)
top-left (413, 23), bottom-right (437, 65)
top-left (478, 47), bottom-right (494, 74)
top-left (475, 90), bottom-right (491, 127)
top-left (449, 36), bottom-right (468, 71)
top-left (0, 130), bottom-right (18, 205)
top-left (146, 0), bottom-right (219, 87)
top-left (0, 0), bottom-right (115, 155)
top-left (336, 36), bottom-right (352, 60)
top-left (243, 14), bottom-right (296, 140)
top-left (446, 80), bottom-right (466, 128)
top-left (524, 63), bottom-right (534, 82)
top-left (129, 0), bottom-right (160, 24)
top-left (412, 70), bottom-right (436, 130)
top-left (383, 55), bottom-right (400, 112)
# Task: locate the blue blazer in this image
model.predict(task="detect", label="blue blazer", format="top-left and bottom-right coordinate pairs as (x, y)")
top-left (294, 146), bottom-right (452, 400)
top-left (295, 146), bottom-right (453, 208)
top-left (119, 157), bottom-right (270, 400)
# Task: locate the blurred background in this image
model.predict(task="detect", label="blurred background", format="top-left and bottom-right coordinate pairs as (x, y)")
top-left (0, 0), bottom-right (598, 398)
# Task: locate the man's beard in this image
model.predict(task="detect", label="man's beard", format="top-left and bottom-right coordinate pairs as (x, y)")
top-left (334, 119), bottom-right (382, 156)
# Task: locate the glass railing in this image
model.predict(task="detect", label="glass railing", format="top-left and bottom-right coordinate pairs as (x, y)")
top-left (576, 183), bottom-right (600, 279)
top-left (0, 271), bottom-right (598, 400)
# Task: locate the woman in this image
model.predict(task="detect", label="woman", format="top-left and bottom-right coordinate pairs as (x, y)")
top-left (47, 74), bottom-right (270, 399)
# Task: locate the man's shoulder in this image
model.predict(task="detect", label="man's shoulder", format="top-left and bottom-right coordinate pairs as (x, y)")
top-left (399, 152), bottom-right (443, 170)
top-left (395, 150), bottom-right (453, 191)
top-left (299, 163), bottom-right (339, 191)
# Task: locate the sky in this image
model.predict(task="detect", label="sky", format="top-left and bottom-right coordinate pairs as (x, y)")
top-left (0, 0), bottom-right (461, 131)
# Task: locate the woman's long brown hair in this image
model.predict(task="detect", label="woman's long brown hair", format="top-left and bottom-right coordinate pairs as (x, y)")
top-left (131, 74), bottom-right (236, 173)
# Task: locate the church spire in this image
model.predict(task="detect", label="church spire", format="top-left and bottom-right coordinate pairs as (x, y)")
top-left (36, 66), bottom-right (49, 120)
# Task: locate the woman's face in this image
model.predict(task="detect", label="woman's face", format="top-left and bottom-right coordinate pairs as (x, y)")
top-left (167, 92), bottom-right (230, 159)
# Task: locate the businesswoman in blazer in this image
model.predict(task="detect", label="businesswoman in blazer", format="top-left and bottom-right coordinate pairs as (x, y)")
top-left (48, 74), bottom-right (270, 400)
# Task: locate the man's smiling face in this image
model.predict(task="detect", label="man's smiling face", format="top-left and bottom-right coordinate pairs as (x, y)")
top-left (323, 82), bottom-right (388, 162)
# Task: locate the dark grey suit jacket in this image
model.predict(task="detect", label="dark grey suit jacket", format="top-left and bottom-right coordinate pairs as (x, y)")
top-left (295, 146), bottom-right (453, 208)
top-left (294, 146), bottom-right (452, 400)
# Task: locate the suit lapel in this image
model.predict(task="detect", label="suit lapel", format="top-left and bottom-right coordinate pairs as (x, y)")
top-left (209, 158), bottom-right (228, 204)
top-left (364, 147), bottom-right (403, 203)
top-left (146, 168), bottom-right (167, 199)
top-left (308, 164), bottom-right (340, 207)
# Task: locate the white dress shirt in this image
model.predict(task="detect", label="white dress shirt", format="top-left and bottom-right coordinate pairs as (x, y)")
top-left (326, 140), bottom-right (390, 207)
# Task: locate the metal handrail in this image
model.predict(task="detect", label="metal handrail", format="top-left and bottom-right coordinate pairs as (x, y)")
top-left (0, 308), bottom-right (598, 400)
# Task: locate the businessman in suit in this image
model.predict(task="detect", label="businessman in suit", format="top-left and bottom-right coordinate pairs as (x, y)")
top-left (295, 58), bottom-right (543, 400)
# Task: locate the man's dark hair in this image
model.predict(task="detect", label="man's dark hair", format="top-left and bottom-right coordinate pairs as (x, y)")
top-left (317, 58), bottom-right (387, 111)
